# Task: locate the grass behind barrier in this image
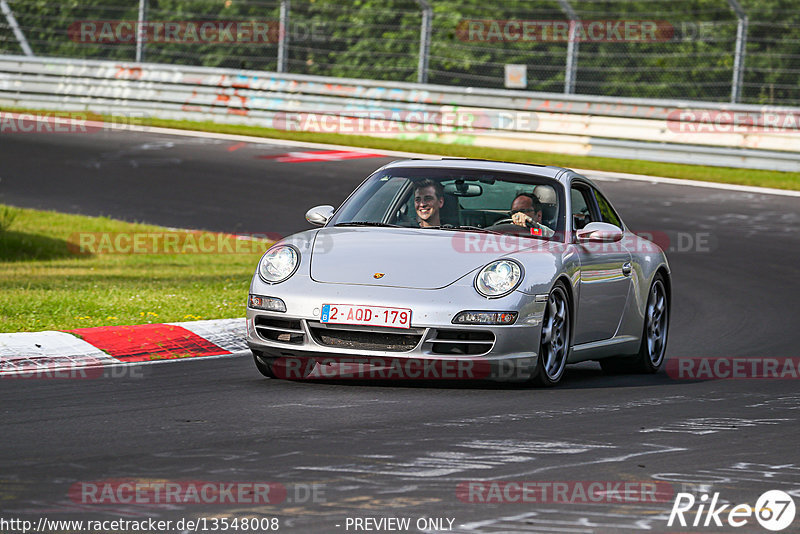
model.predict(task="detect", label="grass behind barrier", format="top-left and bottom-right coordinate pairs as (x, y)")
top-left (0, 205), bottom-right (269, 332)
top-left (1, 107), bottom-right (799, 190)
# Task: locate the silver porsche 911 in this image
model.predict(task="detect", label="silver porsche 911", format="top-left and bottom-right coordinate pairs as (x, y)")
top-left (246, 159), bottom-right (670, 385)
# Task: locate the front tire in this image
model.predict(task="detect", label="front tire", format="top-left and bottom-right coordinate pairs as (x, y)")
top-left (600, 274), bottom-right (669, 374)
top-left (532, 282), bottom-right (571, 386)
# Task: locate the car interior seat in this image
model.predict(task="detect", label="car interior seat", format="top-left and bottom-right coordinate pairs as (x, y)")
top-left (439, 192), bottom-right (461, 226)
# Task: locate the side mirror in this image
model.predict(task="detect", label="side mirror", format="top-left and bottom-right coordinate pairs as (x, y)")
top-left (305, 205), bottom-right (334, 226)
top-left (576, 222), bottom-right (623, 243)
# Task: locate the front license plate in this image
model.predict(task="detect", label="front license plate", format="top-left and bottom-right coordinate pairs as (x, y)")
top-left (320, 304), bottom-right (412, 329)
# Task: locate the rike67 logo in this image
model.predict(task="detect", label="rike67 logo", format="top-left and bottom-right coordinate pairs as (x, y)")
top-left (668, 490), bottom-right (796, 531)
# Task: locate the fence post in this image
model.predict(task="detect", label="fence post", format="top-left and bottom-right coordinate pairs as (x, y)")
top-left (0, 0), bottom-right (34, 56)
top-left (727, 0), bottom-right (748, 104)
top-left (135, 0), bottom-right (147, 62)
top-left (415, 0), bottom-right (432, 84)
top-left (277, 0), bottom-right (290, 73)
top-left (556, 0), bottom-right (579, 94)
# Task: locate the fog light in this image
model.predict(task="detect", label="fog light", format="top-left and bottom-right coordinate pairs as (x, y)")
top-left (249, 294), bottom-right (286, 312)
top-left (453, 311), bottom-right (517, 325)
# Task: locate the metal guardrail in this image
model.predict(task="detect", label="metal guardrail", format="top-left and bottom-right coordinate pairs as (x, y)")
top-left (1, 55), bottom-right (798, 172)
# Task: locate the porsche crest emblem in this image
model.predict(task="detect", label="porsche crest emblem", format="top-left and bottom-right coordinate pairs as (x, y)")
top-left (373, 273), bottom-right (385, 279)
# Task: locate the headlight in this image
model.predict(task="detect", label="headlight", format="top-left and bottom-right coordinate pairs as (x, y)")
top-left (258, 245), bottom-right (300, 284)
top-left (475, 259), bottom-right (523, 298)
top-left (453, 311), bottom-right (517, 325)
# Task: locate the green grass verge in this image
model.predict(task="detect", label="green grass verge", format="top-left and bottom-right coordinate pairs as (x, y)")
top-left (0, 205), bottom-right (269, 333)
top-left (2, 107), bottom-right (799, 190)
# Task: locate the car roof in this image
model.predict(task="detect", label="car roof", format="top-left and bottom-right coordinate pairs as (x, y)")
top-left (381, 158), bottom-right (574, 183)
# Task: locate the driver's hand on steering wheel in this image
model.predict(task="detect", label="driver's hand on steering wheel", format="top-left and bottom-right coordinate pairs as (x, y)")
top-left (511, 211), bottom-right (533, 227)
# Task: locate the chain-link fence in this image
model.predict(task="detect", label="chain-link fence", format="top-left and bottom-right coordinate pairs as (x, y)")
top-left (1, 0), bottom-right (798, 106)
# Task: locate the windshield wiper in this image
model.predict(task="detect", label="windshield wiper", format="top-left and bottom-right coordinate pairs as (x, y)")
top-left (430, 224), bottom-right (502, 234)
top-left (334, 221), bottom-right (402, 228)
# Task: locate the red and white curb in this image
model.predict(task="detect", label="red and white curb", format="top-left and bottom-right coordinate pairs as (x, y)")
top-left (0, 318), bottom-right (246, 377)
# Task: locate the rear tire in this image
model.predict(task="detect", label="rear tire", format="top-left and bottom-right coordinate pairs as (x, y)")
top-left (532, 282), bottom-right (571, 386)
top-left (600, 274), bottom-right (669, 374)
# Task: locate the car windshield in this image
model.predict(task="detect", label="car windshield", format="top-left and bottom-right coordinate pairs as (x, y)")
top-left (328, 166), bottom-right (565, 240)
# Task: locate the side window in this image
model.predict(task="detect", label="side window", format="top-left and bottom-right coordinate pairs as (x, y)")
top-left (570, 186), bottom-right (595, 230)
top-left (594, 190), bottom-right (623, 228)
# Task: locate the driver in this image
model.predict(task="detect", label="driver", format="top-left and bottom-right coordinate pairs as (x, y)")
top-left (510, 193), bottom-right (554, 237)
top-left (414, 179), bottom-right (444, 227)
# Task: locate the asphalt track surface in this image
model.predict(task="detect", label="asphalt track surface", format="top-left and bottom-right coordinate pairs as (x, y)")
top-left (1, 129), bottom-right (799, 533)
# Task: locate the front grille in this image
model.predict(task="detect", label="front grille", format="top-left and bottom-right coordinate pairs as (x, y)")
top-left (308, 324), bottom-right (422, 352)
top-left (426, 329), bottom-right (495, 355)
top-left (255, 316), bottom-right (305, 344)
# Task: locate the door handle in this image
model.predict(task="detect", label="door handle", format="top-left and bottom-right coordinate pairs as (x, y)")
top-left (622, 262), bottom-right (632, 276)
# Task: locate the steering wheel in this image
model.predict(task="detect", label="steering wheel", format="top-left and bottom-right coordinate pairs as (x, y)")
top-left (490, 217), bottom-right (515, 226)
top-left (485, 221), bottom-right (531, 235)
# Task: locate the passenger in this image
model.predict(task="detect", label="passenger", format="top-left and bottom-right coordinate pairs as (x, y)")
top-left (510, 193), bottom-right (554, 237)
top-left (414, 179), bottom-right (444, 227)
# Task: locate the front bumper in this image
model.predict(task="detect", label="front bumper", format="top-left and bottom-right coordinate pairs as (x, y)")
top-left (245, 282), bottom-right (547, 382)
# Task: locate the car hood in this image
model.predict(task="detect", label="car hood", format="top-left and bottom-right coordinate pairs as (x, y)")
top-left (309, 227), bottom-right (547, 289)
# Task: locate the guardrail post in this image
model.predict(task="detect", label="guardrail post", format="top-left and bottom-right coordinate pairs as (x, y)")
top-left (415, 0), bottom-right (432, 84)
top-left (277, 0), bottom-right (290, 73)
top-left (0, 0), bottom-right (34, 56)
top-left (135, 0), bottom-right (147, 62)
top-left (556, 0), bottom-right (579, 94)
top-left (727, 0), bottom-right (748, 104)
